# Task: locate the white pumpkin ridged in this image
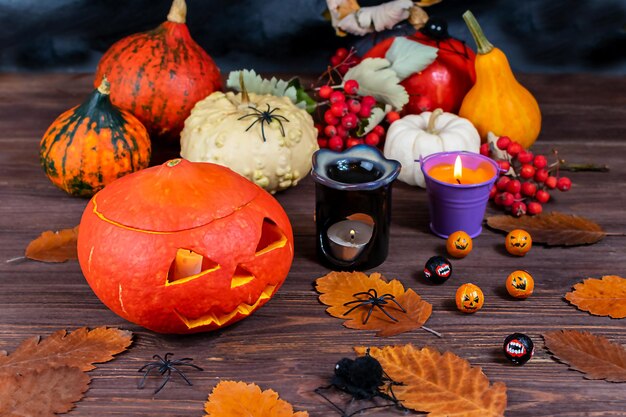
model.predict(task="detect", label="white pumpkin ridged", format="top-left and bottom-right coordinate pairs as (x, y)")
top-left (383, 109), bottom-right (480, 187)
top-left (180, 92), bottom-right (318, 193)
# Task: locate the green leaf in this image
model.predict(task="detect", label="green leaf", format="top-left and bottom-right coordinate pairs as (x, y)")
top-left (287, 78), bottom-right (317, 113)
top-left (356, 104), bottom-right (391, 137)
top-left (227, 70), bottom-right (311, 109)
top-left (344, 58), bottom-right (408, 110)
top-left (385, 37), bottom-right (438, 81)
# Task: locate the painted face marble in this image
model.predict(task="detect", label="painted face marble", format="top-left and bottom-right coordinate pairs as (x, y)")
top-left (503, 333), bottom-right (534, 365)
top-left (424, 256), bottom-right (453, 284)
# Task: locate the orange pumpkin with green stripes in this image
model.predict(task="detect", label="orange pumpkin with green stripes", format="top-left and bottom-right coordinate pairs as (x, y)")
top-left (40, 78), bottom-right (151, 197)
top-left (94, 0), bottom-right (221, 141)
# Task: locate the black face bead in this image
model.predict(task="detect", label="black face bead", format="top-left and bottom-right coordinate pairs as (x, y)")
top-left (423, 256), bottom-right (452, 284)
top-left (503, 333), bottom-right (534, 365)
top-left (420, 17), bottom-right (449, 40)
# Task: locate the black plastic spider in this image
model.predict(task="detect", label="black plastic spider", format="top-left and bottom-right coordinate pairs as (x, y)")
top-left (237, 104), bottom-right (290, 142)
top-left (342, 288), bottom-right (406, 325)
top-left (137, 353), bottom-right (203, 394)
top-left (315, 350), bottom-right (406, 417)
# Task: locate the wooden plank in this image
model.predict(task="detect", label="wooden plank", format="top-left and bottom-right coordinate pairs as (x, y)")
top-left (0, 73), bottom-right (625, 416)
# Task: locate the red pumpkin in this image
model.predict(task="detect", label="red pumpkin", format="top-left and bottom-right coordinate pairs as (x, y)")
top-left (364, 18), bottom-right (476, 114)
top-left (77, 159), bottom-right (294, 334)
top-left (94, 0), bottom-right (221, 141)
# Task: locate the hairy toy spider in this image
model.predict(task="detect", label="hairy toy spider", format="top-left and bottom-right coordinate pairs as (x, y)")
top-left (138, 353), bottom-right (203, 394)
top-left (342, 288), bottom-right (407, 324)
top-left (237, 104), bottom-right (290, 142)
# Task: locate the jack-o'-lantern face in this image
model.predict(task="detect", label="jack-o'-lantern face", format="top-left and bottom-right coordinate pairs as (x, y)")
top-left (455, 283), bottom-right (484, 313)
top-left (77, 159), bottom-right (294, 334)
top-left (506, 270), bottom-right (534, 298)
top-left (505, 229), bottom-right (532, 256)
top-left (446, 230), bottom-right (473, 258)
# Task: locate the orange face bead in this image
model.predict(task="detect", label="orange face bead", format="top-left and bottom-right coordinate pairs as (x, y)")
top-left (506, 270), bottom-right (534, 298)
top-left (455, 283), bottom-right (484, 313)
top-left (446, 230), bottom-right (473, 258)
top-left (505, 229), bottom-right (532, 256)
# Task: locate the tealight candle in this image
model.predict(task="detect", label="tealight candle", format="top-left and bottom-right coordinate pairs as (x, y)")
top-left (428, 155), bottom-right (494, 185)
top-left (327, 220), bottom-right (374, 261)
top-left (421, 151), bottom-right (499, 238)
top-left (172, 249), bottom-right (203, 280)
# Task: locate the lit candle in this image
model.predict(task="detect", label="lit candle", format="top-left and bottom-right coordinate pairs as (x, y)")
top-left (173, 249), bottom-right (203, 279)
top-left (327, 220), bottom-right (374, 261)
top-left (421, 151), bottom-right (499, 238)
top-left (427, 155), bottom-right (494, 185)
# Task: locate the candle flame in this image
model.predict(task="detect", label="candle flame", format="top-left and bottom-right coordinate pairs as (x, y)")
top-left (350, 229), bottom-right (356, 241)
top-left (454, 156), bottom-right (463, 183)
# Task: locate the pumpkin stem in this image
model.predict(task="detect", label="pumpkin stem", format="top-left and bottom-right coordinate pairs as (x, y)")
top-left (426, 108), bottom-right (444, 133)
top-left (462, 10), bottom-right (494, 55)
top-left (97, 76), bottom-right (111, 95)
top-left (167, 0), bottom-right (187, 24)
top-left (240, 72), bottom-right (250, 105)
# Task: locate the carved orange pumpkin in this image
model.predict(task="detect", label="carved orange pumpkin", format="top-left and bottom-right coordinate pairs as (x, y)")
top-left (505, 229), bottom-right (532, 256)
top-left (506, 270), bottom-right (534, 299)
top-left (77, 159), bottom-right (294, 334)
top-left (446, 230), bottom-right (473, 258)
top-left (455, 283), bottom-right (484, 313)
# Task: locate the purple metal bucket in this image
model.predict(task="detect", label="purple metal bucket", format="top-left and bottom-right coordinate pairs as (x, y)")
top-left (420, 151), bottom-right (499, 238)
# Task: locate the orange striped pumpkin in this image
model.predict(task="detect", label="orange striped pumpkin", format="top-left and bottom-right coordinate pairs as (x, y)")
top-left (40, 78), bottom-right (151, 197)
top-left (94, 0), bottom-right (222, 141)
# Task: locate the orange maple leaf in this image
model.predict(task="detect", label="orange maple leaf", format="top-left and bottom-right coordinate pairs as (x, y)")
top-left (316, 271), bottom-right (432, 337)
top-left (204, 380), bottom-right (309, 417)
top-left (565, 275), bottom-right (626, 319)
top-left (25, 226), bottom-right (79, 262)
top-left (544, 330), bottom-right (626, 382)
top-left (355, 345), bottom-right (507, 417)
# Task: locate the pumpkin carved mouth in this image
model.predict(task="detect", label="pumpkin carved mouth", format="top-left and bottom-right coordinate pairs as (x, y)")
top-left (174, 284), bottom-right (277, 329)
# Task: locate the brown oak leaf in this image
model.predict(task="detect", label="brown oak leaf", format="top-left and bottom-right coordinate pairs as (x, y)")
top-left (0, 366), bottom-right (89, 417)
top-left (0, 327), bottom-right (133, 373)
top-left (486, 212), bottom-right (605, 246)
top-left (565, 275), bottom-right (626, 319)
top-left (543, 330), bottom-right (626, 382)
top-left (25, 226), bottom-right (79, 262)
top-left (315, 271), bottom-right (432, 337)
top-left (355, 345), bottom-right (507, 417)
top-left (204, 380), bottom-right (309, 417)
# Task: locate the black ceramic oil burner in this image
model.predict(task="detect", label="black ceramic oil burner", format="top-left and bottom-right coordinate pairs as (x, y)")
top-left (311, 145), bottom-right (401, 271)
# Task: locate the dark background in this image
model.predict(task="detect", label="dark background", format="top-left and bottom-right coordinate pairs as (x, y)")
top-left (1, 0), bottom-right (625, 74)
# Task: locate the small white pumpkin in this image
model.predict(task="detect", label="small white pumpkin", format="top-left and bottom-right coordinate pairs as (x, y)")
top-left (181, 91), bottom-right (318, 193)
top-left (383, 109), bottom-right (480, 187)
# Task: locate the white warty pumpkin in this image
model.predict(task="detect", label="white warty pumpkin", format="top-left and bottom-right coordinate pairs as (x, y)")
top-left (181, 91), bottom-right (318, 193)
top-left (383, 109), bottom-right (481, 187)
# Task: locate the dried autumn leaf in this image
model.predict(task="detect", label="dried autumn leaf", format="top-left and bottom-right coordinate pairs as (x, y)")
top-left (0, 327), bottom-right (133, 373)
top-left (543, 330), bottom-right (626, 382)
top-left (0, 366), bottom-right (89, 417)
top-left (486, 212), bottom-right (605, 246)
top-left (204, 380), bottom-right (309, 417)
top-left (25, 226), bottom-right (79, 262)
top-left (355, 345), bottom-right (507, 417)
top-left (565, 275), bottom-right (626, 319)
top-left (316, 271), bottom-right (432, 337)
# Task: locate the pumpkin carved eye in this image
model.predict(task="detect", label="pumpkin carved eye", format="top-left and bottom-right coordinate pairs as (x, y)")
top-left (255, 218), bottom-right (287, 256)
top-left (167, 249), bottom-right (221, 286)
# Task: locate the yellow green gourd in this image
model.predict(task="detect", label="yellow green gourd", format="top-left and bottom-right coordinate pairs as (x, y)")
top-left (459, 10), bottom-right (541, 149)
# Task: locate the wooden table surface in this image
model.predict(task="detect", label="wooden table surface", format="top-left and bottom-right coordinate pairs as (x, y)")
top-left (1, 73), bottom-right (625, 416)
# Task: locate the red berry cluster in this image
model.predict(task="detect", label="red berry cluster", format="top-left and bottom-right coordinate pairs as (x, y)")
top-left (330, 47), bottom-right (361, 76)
top-left (481, 136), bottom-right (572, 216)
top-left (315, 48), bottom-right (400, 151)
